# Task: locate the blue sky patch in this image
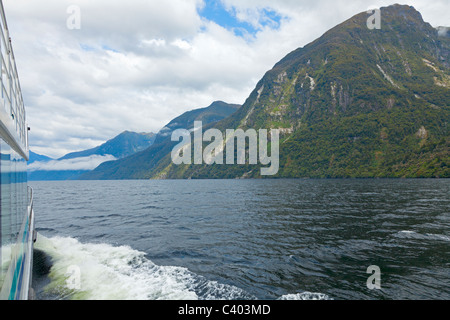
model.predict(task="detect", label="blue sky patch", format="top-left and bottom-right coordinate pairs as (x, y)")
top-left (199, 0), bottom-right (283, 37)
top-left (102, 45), bottom-right (120, 53)
top-left (80, 43), bottom-right (119, 53)
top-left (80, 43), bottom-right (95, 52)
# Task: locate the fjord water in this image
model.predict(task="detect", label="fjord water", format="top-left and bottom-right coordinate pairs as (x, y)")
top-left (30, 179), bottom-right (449, 300)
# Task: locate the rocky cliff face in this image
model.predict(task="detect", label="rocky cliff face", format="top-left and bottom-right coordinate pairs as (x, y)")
top-left (233, 5), bottom-right (448, 128)
top-left (159, 4), bottom-right (449, 179)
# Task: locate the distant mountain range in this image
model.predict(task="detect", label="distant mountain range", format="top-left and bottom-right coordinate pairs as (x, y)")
top-left (79, 4), bottom-right (449, 180)
top-left (79, 101), bottom-right (240, 180)
top-left (59, 131), bottom-right (156, 161)
top-left (28, 151), bottom-right (53, 164)
top-left (29, 101), bottom-right (240, 181)
top-left (28, 131), bottom-right (156, 181)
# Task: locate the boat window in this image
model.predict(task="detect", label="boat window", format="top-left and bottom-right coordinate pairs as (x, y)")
top-left (0, 138), bottom-right (28, 290)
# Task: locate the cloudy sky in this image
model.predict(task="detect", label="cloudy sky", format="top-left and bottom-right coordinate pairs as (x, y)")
top-left (3, 0), bottom-right (449, 158)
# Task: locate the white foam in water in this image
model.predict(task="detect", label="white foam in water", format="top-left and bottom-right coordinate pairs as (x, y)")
top-left (34, 235), bottom-right (251, 300)
top-left (397, 231), bottom-right (450, 242)
top-left (279, 292), bottom-right (332, 300)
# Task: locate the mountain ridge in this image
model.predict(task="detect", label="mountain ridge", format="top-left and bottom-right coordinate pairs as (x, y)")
top-left (58, 131), bottom-right (156, 160)
top-left (81, 4), bottom-right (450, 180)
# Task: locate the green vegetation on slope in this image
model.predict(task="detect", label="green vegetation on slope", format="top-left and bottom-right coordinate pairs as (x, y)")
top-left (82, 5), bottom-right (449, 180)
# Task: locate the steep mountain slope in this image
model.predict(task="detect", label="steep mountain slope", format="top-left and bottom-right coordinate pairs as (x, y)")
top-left (148, 4), bottom-right (449, 179)
top-left (80, 101), bottom-right (240, 179)
top-left (154, 101), bottom-right (240, 143)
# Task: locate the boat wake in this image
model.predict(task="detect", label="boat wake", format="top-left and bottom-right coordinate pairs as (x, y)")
top-left (34, 234), bottom-right (255, 300)
top-left (278, 292), bottom-right (331, 300)
top-left (33, 234), bottom-right (331, 300)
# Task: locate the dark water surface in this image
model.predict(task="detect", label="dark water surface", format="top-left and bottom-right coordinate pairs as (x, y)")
top-left (29, 179), bottom-right (449, 300)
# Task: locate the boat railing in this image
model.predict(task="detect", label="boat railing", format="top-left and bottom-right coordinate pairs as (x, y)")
top-left (0, 0), bottom-right (28, 157)
top-left (27, 185), bottom-right (36, 241)
top-left (28, 185), bottom-right (33, 214)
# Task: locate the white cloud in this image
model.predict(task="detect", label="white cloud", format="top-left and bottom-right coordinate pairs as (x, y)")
top-left (28, 155), bottom-right (117, 172)
top-left (2, 0), bottom-right (448, 158)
